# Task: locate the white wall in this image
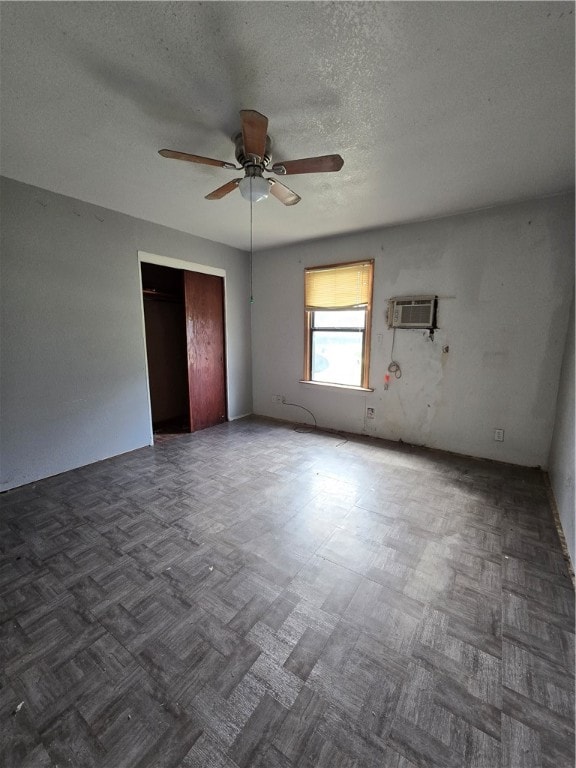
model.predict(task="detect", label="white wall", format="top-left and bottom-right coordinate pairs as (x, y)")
top-left (0, 177), bottom-right (252, 491)
top-left (252, 194), bottom-right (574, 467)
top-left (549, 292), bottom-right (575, 567)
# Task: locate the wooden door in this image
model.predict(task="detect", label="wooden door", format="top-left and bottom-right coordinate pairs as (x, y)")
top-left (184, 271), bottom-right (227, 431)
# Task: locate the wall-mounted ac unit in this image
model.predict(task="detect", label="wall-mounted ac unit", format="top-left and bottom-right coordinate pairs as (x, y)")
top-left (388, 296), bottom-right (437, 329)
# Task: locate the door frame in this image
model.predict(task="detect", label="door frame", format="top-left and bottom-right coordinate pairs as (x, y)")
top-left (137, 250), bottom-right (229, 445)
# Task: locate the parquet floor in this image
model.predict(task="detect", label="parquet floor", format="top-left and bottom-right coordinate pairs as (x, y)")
top-left (1, 417), bottom-right (574, 768)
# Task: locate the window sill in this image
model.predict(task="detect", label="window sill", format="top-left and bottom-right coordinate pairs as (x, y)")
top-left (299, 380), bottom-right (374, 393)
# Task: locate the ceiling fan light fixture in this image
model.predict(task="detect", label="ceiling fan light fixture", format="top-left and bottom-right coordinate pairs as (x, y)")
top-left (239, 175), bottom-right (269, 203)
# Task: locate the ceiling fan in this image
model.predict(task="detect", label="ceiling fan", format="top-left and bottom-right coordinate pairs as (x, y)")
top-left (159, 110), bottom-right (344, 206)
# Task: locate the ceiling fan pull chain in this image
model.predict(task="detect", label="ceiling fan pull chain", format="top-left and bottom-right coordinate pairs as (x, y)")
top-left (250, 178), bottom-right (254, 304)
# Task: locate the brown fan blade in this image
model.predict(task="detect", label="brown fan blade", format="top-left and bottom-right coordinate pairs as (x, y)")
top-left (271, 154), bottom-right (344, 175)
top-left (159, 149), bottom-right (236, 170)
top-left (240, 110), bottom-right (268, 160)
top-left (205, 179), bottom-right (241, 200)
top-left (268, 179), bottom-right (301, 206)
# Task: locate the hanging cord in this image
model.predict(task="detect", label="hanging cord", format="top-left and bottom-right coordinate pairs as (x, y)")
top-left (281, 400), bottom-right (317, 433)
top-left (281, 400), bottom-right (349, 444)
top-left (249, 178), bottom-right (254, 304)
top-left (388, 327), bottom-right (402, 378)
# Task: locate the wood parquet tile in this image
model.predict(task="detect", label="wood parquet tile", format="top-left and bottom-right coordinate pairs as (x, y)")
top-left (1, 416), bottom-right (574, 767)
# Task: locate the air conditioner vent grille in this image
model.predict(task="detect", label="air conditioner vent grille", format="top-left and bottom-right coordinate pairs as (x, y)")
top-left (398, 303), bottom-right (434, 325)
top-left (388, 296), bottom-right (437, 329)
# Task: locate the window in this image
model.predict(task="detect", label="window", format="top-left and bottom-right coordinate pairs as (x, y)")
top-left (303, 260), bottom-right (374, 388)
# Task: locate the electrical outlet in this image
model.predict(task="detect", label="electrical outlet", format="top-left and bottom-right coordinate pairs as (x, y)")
top-left (494, 428), bottom-right (505, 442)
top-left (366, 407), bottom-right (375, 419)
top-left (272, 394), bottom-right (282, 403)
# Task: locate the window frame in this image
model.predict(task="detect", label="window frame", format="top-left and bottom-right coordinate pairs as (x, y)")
top-left (303, 260), bottom-right (374, 390)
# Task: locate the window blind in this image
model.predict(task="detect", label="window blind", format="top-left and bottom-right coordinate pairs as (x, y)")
top-left (305, 261), bottom-right (373, 310)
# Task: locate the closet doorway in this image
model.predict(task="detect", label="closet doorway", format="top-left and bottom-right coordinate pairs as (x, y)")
top-left (141, 261), bottom-right (227, 435)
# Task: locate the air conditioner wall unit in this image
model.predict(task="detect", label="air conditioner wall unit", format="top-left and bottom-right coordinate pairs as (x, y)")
top-left (388, 295), bottom-right (437, 329)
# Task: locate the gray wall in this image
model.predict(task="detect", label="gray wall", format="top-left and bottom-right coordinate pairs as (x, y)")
top-left (0, 177), bottom-right (252, 491)
top-left (549, 293), bottom-right (575, 568)
top-left (252, 193), bottom-right (575, 467)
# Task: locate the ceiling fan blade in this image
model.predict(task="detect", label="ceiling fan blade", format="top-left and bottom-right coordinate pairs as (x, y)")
top-left (159, 149), bottom-right (236, 169)
top-left (240, 110), bottom-right (268, 160)
top-left (268, 179), bottom-right (301, 206)
top-left (205, 179), bottom-right (241, 200)
top-left (271, 154), bottom-right (344, 175)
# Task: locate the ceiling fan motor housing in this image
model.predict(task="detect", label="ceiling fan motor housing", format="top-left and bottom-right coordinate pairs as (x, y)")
top-left (233, 132), bottom-right (272, 169)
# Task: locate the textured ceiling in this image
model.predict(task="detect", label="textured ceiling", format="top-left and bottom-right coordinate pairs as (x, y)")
top-left (1, 2), bottom-right (574, 251)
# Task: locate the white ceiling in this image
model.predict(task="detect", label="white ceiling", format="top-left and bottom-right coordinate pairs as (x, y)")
top-left (1, 2), bottom-right (574, 251)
